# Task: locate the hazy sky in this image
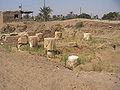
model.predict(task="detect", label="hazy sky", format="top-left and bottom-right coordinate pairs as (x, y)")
top-left (0, 0), bottom-right (120, 17)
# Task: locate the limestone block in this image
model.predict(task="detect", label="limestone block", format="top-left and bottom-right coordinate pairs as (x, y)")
top-left (109, 26), bottom-right (112, 28)
top-left (67, 56), bottom-right (79, 68)
top-left (29, 36), bottom-right (38, 48)
top-left (10, 33), bottom-right (18, 36)
top-left (36, 33), bottom-right (43, 42)
top-left (18, 32), bottom-right (28, 36)
top-left (44, 38), bottom-right (56, 51)
top-left (18, 36), bottom-right (28, 45)
top-left (69, 42), bottom-right (77, 47)
top-left (47, 50), bottom-right (55, 58)
top-left (27, 31), bottom-right (35, 36)
top-left (1, 34), bottom-right (9, 41)
top-left (84, 33), bottom-right (91, 40)
top-left (5, 36), bottom-right (19, 44)
top-left (55, 31), bottom-right (62, 39)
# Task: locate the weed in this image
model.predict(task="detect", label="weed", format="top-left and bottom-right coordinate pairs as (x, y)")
top-left (30, 45), bottom-right (43, 52)
top-left (89, 38), bottom-right (107, 44)
top-left (21, 44), bottom-right (30, 51)
top-left (58, 46), bottom-right (71, 53)
top-left (86, 47), bottom-right (96, 53)
top-left (60, 55), bottom-right (68, 66)
top-left (21, 44), bottom-right (43, 51)
top-left (0, 43), bottom-right (13, 52)
top-left (92, 62), bottom-right (103, 72)
top-left (78, 57), bottom-right (91, 64)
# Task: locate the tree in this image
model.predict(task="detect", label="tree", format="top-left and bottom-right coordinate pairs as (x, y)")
top-left (38, 6), bottom-right (52, 21)
top-left (102, 12), bottom-right (120, 20)
top-left (51, 14), bottom-right (65, 21)
top-left (66, 11), bottom-right (77, 19)
top-left (52, 15), bottom-right (58, 20)
top-left (35, 15), bottom-right (41, 21)
top-left (93, 15), bottom-right (99, 19)
top-left (23, 14), bottom-right (31, 19)
top-left (78, 13), bottom-right (91, 19)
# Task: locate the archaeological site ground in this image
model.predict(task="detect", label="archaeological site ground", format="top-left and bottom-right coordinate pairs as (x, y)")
top-left (0, 18), bottom-right (120, 90)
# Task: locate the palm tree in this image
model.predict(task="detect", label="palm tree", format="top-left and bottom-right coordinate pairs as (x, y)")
top-left (39, 6), bottom-right (52, 21)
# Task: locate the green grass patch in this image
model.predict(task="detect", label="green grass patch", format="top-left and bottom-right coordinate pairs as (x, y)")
top-left (78, 57), bottom-right (91, 64)
top-left (21, 44), bottom-right (45, 56)
top-left (59, 55), bottom-right (91, 67)
top-left (60, 55), bottom-right (68, 66)
top-left (21, 44), bottom-right (44, 52)
top-left (89, 38), bottom-right (107, 44)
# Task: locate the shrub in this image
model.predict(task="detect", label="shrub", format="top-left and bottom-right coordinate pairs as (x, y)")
top-left (60, 55), bottom-right (68, 66)
top-left (74, 22), bottom-right (84, 29)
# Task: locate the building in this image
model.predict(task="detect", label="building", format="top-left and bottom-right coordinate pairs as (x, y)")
top-left (0, 10), bottom-right (33, 23)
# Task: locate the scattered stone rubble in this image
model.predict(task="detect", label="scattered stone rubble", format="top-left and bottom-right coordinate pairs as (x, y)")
top-left (0, 28), bottom-right (93, 68)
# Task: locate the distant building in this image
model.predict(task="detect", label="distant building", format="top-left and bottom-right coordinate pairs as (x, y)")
top-left (0, 10), bottom-right (33, 23)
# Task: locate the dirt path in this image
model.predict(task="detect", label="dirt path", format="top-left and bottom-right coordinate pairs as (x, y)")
top-left (0, 46), bottom-right (120, 90)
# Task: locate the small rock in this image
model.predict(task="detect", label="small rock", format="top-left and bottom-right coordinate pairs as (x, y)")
top-left (109, 26), bottom-right (112, 28)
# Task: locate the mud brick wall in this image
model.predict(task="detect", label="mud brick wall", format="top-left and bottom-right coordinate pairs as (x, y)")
top-left (2, 11), bottom-right (21, 23)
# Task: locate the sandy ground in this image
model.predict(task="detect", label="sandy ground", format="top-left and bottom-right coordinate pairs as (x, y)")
top-left (0, 46), bottom-right (120, 90)
top-left (0, 19), bottom-right (120, 90)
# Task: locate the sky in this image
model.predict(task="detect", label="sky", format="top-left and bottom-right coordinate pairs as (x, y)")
top-left (0, 0), bottom-right (120, 17)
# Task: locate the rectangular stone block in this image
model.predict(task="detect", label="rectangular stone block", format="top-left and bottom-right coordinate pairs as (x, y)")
top-left (5, 36), bottom-right (19, 44)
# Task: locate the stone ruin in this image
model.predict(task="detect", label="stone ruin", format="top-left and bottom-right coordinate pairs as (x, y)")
top-left (0, 28), bottom-right (90, 68)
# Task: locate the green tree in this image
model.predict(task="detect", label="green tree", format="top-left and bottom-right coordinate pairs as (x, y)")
top-left (66, 11), bottom-right (77, 19)
top-left (38, 6), bottom-right (52, 21)
top-left (52, 14), bottom-right (65, 21)
top-left (35, 15), bottom-right (41, 21)
top-left (102, 12), bottom-right (120, 20)
top-left (52, 15), bottom-right (58, 20)
top-left (93, 15), bottom-right (99, 19)
top-left (23, 14), bottom-right (31, 19)
top-left (78, 13), bottom-right (91, 19)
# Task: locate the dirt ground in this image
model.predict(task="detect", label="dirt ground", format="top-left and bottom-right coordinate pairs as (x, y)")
top-left (0, 46), bottom-right (120, 90)
top-left (0, 19), bottom-right (120, 90)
